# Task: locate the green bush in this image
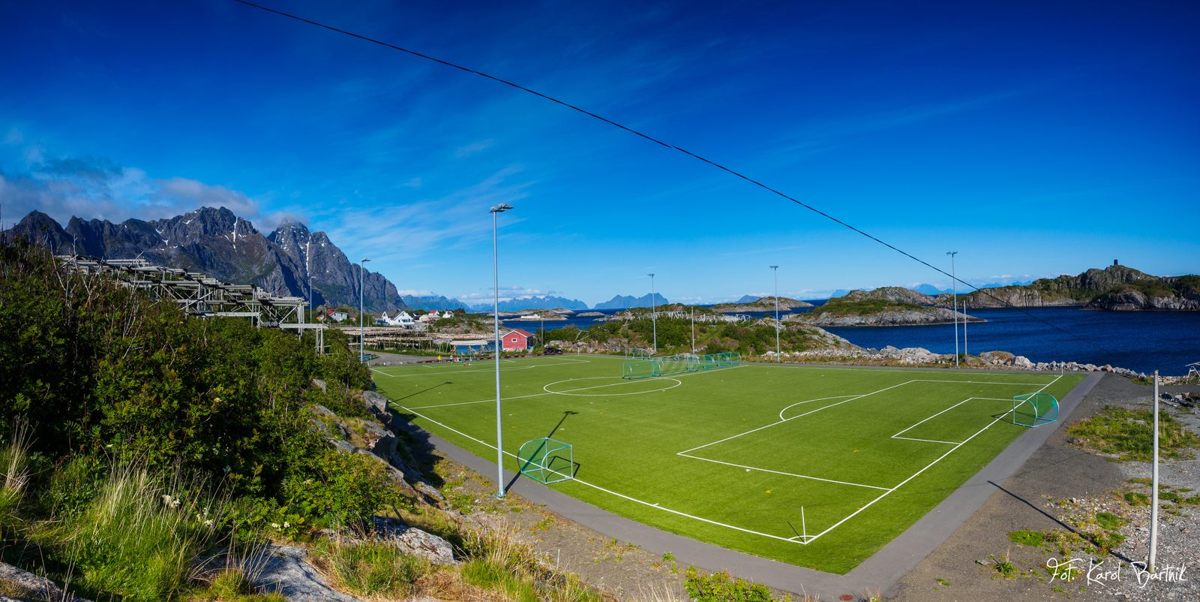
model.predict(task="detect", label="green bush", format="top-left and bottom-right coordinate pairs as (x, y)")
top-left (683, 566), bottom-right (783, 601)
top-left (282, 450), bottom-right (408, 530)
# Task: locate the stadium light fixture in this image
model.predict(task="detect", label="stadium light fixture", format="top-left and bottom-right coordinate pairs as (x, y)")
top-left (946, 251), bottom-right (958, 368)
top-left (359, 257), bottom-right (370, 363)
top-left (491, 203), bottom-right (513, 498)
top-left (770, 265), bottom-right (780, 362)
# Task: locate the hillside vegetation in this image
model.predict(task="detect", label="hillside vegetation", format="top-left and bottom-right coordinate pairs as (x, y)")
top-left (0, 241), bottom-right (607, 601)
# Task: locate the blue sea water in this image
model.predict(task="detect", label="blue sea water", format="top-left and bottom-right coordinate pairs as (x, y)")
top-left (825, 307), bottom-right (1200, 375)
top-left (505, 306), bottom-right (1200, 375)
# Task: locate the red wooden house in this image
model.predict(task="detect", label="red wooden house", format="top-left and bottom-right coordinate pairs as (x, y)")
top-left (501, 328), bottom-right (534, 351)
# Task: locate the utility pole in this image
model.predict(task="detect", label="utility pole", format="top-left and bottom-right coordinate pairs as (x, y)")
top-left (491, 203), bottom-right (513, 498)
top-left (770, 265), bottom-right (780, 361)
top-left (946, 251), bottom-right (959, 368)
top-left (648, 273), bottom-right (657, 353)
top-left (690, 306), bottom-right (696, 354)
top-left (962, 297), bottom-right (969, 358)
top-left (359, 257), bottom-right (370, 363)
top-left (1150, 370), bottom-right (1160, 570)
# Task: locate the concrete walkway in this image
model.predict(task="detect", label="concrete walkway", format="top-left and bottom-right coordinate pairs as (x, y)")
top-left (408, 371), bottom-right (1103, 599)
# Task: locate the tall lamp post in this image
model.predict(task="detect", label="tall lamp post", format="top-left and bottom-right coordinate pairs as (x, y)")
top-left (358, 257), bottom-right (370, 363)
top-left (648, 273), bottom-right (657, 353)
top-left (946, 251), bottom-right (959, 368)
top-left (491, 203), bottom-right (513, 498)
top-left (770, 265), bottom-right (780, 361)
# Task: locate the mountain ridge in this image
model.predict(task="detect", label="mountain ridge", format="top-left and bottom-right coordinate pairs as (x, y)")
top-left (5, 208), bottom-right (406, 312)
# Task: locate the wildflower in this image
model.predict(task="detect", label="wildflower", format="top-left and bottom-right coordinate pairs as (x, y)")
top-left (283, 521), bottom-right (290, 529)
top-left (204, 519), bottom-right (214, 527)
top-left (162, 494), bottom-right (174, 506)
top-left (271, 522), bottom-right (281, 530)
top-left (223, 465), bottom-right (232, 473)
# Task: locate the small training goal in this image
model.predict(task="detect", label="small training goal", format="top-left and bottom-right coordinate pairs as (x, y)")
top-left (622, 351), bottom-right (741, 379)
top-left (1011, 392), bottom-right (1059, 427)
top-left (517, 437), bottom-right (574, 484)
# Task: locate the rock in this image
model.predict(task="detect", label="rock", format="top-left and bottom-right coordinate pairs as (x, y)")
top-left (1012, 355), bottom-right (1034, 369)
top-left (254, 544), bottom-right (360, 602)
top-left (312, 378), bottom-right (327, 392)
top-left (360, 420), bottom-right (397, 461)
top-left (372, 517), bottom-right (457, 564)
top-left (0, 562), bottom-right (91, 602)
top-left (361, 390), bottom-right (391, 425)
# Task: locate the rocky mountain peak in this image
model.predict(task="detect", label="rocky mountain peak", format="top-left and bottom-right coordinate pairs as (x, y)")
top-left (4, 208), bottom-right (405, 312)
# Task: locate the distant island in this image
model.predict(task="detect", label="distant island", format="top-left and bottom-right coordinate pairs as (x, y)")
top-left (711, 296), bottom-right (814, 313)
top-left (791, 287), bottom-right (981, 327)
top-left (961, 263), bottom-right (1199, 311)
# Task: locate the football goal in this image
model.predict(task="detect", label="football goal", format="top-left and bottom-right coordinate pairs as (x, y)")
top-left (517, 437), bottom-right (574, 484)
top-left (622, 351), bottom-right (741, 379)
top-left (1011, 392), bottom-right (1059, 427)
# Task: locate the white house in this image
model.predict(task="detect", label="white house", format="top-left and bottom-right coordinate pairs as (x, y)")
top-left (377, 310), bottom-right (416, 328)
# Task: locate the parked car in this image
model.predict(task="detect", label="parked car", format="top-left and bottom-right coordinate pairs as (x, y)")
top-left (543, 347), bottom-right (563, 355)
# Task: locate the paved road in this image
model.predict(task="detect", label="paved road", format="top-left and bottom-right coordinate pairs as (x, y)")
top-left (402, 370), bottom-right (1103, 599)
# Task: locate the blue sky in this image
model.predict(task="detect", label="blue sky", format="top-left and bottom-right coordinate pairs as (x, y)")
top-left (2, 1), bottom-right (1198, 304)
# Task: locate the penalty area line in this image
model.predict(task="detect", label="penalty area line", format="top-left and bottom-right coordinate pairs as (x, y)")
top-left (400, 405), bottom-right (806, 544)
top-left (803, 374), bottom-right (1064, 545)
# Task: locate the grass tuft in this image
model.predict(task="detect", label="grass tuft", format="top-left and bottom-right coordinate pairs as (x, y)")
top-left (1007, 529), bottom-right (1045, 547)
top-left (316, 538), bottom-right (432, 597)
top-left (1067, 406), bottom-right (1200, 461)
top-left (45, 465), bottom-right (226, 601)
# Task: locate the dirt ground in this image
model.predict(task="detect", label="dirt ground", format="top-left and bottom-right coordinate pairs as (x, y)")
top-left (890, 375), bottom-right (1200, 601)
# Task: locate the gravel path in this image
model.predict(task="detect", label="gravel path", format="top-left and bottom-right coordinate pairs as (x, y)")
top-left (891, 375), bottom-right (1200, 601)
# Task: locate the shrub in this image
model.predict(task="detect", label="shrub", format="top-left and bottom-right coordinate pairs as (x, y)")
top-left (683, 566), bottom-right (781, 601)
top-left (282, 450), bottom-right (407, 530)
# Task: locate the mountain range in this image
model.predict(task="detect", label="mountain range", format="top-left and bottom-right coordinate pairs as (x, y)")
top-left (5, 207), bottom-right (406, 312)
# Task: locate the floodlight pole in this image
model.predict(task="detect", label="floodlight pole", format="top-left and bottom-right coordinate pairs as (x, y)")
top-left (963, 297), bottom-right (969, 357)
top-left (947, 251), bottom-right (959, 367)
top-left (359, 257), bottom-right (370, 363)
top-left (690, 306), bottom-right (696, 354)
top-left (771, 265), bottom-right (780, 362)
top-left (648, 273), bottom-right (657, 353)
top-left (491, 203), bottom-right (513, 498)
top-left (1150, 370), bottom-right (1160, 570)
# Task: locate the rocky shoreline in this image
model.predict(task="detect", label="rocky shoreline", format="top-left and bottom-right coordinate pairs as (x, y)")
top-left (764, 346), bottom-right (1197, 382)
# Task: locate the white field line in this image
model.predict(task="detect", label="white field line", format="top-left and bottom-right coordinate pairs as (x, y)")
top-left (406, 367), bottom-right (734, 410)
top-left (676, 452), bottom-right (890, 491)
top-left (398, 403), bottom-right (801, 544)
top-left (371, 357), bottom-right (591, 378)
top-left (910, 379), bottom-right (1053, 386)
top-left (802, 374), bottom-right (1064, 545)
top-left (777, 395), bottom-right (858, 420)
top-left (678, 380), bottom-right (914, 456)
top-left (891, 436), bottom-right (960, 445)
top-left (891, 396), bottom-right (1019, 443)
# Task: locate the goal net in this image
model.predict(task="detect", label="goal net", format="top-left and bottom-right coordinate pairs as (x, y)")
top-left (1012, 392), bottom-right (1059, 427)
top-left (622, 352), bottom-right (741, 379)
top-left (517, 437), bottom-right (574, 484)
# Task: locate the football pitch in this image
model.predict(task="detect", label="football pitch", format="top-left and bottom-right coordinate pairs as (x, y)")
top-left (373, 355), bottom-right (1083, 573)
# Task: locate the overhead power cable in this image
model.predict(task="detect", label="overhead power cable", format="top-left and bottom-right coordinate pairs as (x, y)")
top-left (234, 0), bottom-right (1084, 340)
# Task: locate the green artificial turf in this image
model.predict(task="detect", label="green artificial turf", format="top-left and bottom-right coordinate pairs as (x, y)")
top-left (374, 355), bottom-right (1082, 574)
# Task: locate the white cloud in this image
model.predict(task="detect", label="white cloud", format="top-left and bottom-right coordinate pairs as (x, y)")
top-left (1, 153), bottom-right (301, 231)
top-left (453, 139), bottom-right (495, 159)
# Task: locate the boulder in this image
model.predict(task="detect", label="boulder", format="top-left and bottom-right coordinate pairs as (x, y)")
top-left (254, 544), bottom-right (360, 602)
top-left (312, 378), bottom-right (327, 393)
top-left (361, 390), bottom-right (392, 425)
top-left (1012, 355), bottom-right (1034, 369)
top-left (0, 562), bottom-right (90, 602)
top-left (372, 517), bottom-right (457, 564)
